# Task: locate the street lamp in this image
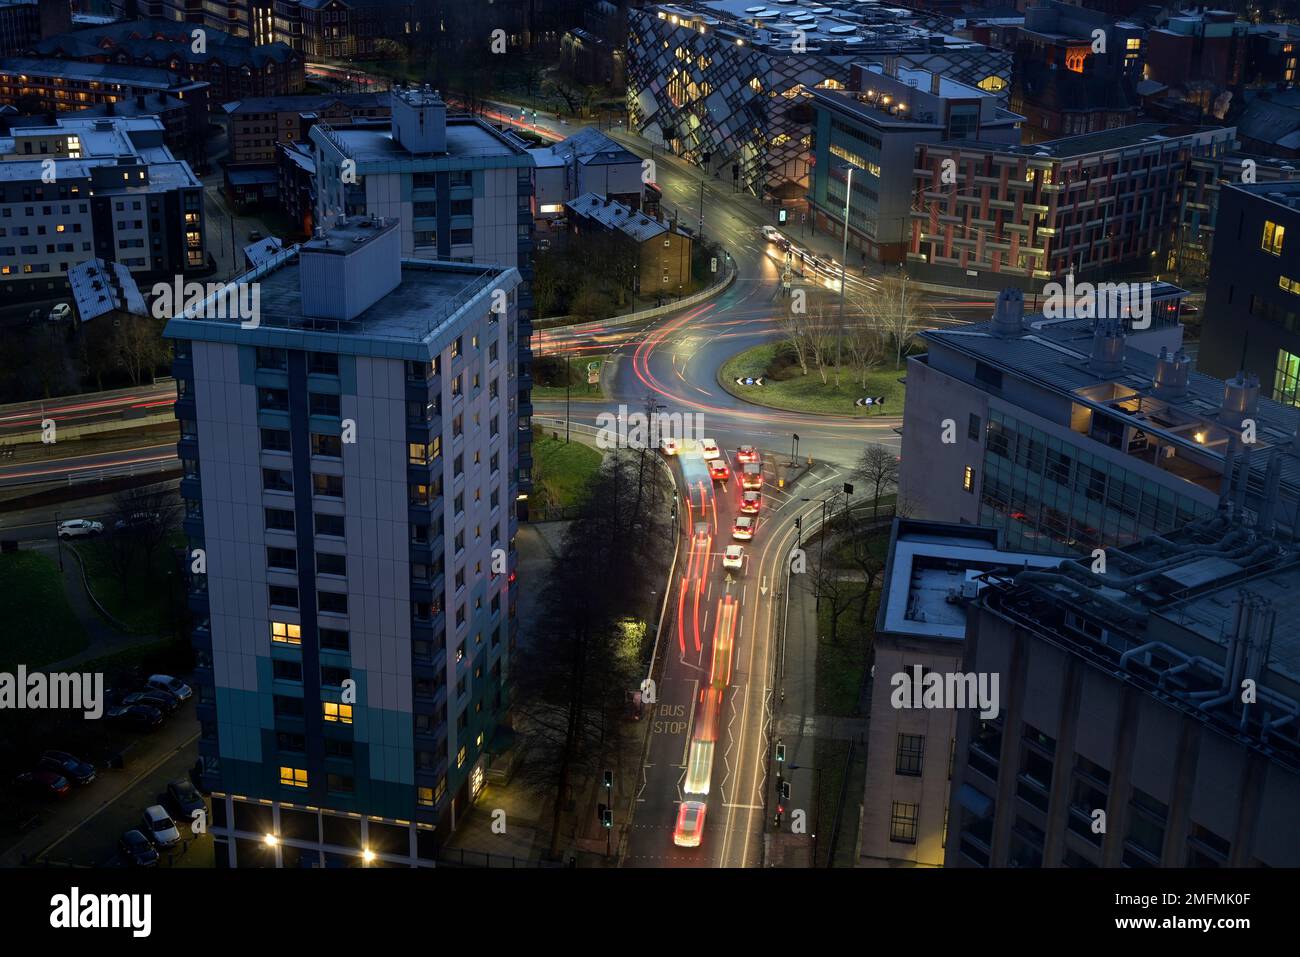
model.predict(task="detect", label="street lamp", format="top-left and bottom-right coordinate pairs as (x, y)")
top-left (836, 164), bottom-right (854, 373)
top-left (800, 496), bottom-right (831, 611)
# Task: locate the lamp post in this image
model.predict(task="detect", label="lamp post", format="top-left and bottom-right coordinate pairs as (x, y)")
top-left (836, 164), bottom-right (854, 374)
top-left (800, 496), bottom-right (830, 612)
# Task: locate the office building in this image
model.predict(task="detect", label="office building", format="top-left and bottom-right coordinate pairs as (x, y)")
top-left (626, 1), bottom-right (1011, 200)
top-left (1144, 10), bottom-right (1250, 109)
top-left (948, 507), bottom-right (1300, 867)
top-left (530, 126), bottom-right (644, 223)
top-left (1011, 1), bottom-right (1143, 142)
top-left (862, 519), bottom-right (1061, 867)
top-left (1200, 182), bottom-right (1300, 407)
top-left (909, 123), bottom-right (1237, 290)
top-left (163, 217), bottom-right (525, 866)
top-left (898, 285), bottom-right (1300, 556)
top-left (807, 63), bottom-right (1022, 264)
top-left (0, 114), bottom-right (205, 301)
top-left (223, 93), bottom-right (390, 166)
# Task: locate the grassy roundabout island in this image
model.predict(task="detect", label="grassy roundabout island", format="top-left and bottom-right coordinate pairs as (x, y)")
top-left (718, 343), bottom-right (907, 418)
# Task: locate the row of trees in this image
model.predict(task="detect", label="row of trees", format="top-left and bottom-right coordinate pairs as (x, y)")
top-left (511, 439), bottom-right (674, 858)
top-left (0, 314), bottom-right (170, 403)
top-left (775, 275), bottom-right (931, 387)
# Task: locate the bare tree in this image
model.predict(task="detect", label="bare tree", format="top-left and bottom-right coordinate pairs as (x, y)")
top-left (875, 273), bottom-right (933, 370)
top-left (805, 305), bottom-right (838, 385)
top-left (853, 444), bottom-right (899, 519)
top-left (114, 314), bottom-right (168, 386)
top-left (844, 314), bottom-right (886, 388)
top-left (774, 300), bottom-right (812, 376)
top-left (111, 485), bottom-right (179, 582)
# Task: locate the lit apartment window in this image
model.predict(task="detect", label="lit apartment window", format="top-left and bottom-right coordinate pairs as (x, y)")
top-left (963, 465), bottom-right (975, 492)
top-left (279, 766), bottom-right (309, 788)
top-left (323, 701), bottom-right (353, 724)
top-left (890, 801), bottom-right (919, 844)
top-left (457, 745), bottom-right (467, 768)
top-left (271, 621), bottom-right (301, 645)
top-left (1262, 220), bottom-right (1286, 256)
top-left (1280, 275), bottom-right (1300, 295)
top-left (1275, 349), bottom-right (1300, 407)
top-left (417, 786), bottom-right (434, 806)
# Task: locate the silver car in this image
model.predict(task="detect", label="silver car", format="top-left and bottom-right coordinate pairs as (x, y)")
top-left (56, 519), bottom-right (103, 539)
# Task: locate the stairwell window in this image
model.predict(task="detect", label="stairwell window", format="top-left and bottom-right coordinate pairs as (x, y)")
top-left (1263, 220), bottom-right (1286, 256)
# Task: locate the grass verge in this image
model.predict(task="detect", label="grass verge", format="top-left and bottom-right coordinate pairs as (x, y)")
top-left (0, 550), bottom-right (88, 671)
top-left (72, 533), bottom-right (185, 636)
top-left (719, 343), bottom-right (906, 418)
top-left (530, 427), bottom-right (603, 511)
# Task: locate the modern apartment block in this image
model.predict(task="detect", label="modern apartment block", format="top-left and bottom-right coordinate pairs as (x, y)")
top-left (899, 286), bottom-right (1300, 556)
top-left (163, 218), bottom-right (525, 866)
top-left (1200, 182), bottom-right (1300, 408)
top-left (626, 1), bottom-right (1010, 199)
top-left (947, 508), bottom-right (1300, 867)
top-left (909, 123), bottom-right (1237, 290)
top-left (0, 114), bottom-right (205, 301)
top-left (861, 519), bottom-right (1060, 867)
top-left (223, 93), bottom-right (390, 165)
top-left (807, 63), bottom-right (1022, 264)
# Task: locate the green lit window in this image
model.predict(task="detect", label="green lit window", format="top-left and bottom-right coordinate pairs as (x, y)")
top-left (1275, 349), bottom-right (1300, 407)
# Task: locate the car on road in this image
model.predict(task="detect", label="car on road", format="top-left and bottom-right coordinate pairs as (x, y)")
top-left (659, 437), bottom-right (679, 456)
top-left (106, 703), bottom-right (163, 730)
top-left (722, 545), bottom-right (744, 571)
top-left (741, 463), bottom-right (763, 490)
top-left (120, 691), bottom-right (179, 715)
top-left (141, 805), bottom-right (181, 849)
top-left (39, 751), bottom-right (95, 786)
top-left (740, 491), bottom-right (761, 514)
top-left (708, 461), bottom-right (730, 482)
top-left (14, 769), bottom-right (71, 799)
top-left (118, 829), bottom-right (159, 868)
top-left (761, 225), bottom-right (782, 243)
top-left (699, 438), bottom-right (720, 460)
top-left (48, 302), bottom-right (72, 322)
top-left (732, 516), bottom-right (755, 540)
top-left (736, 446), bottom-right (760, 464)
top-left (165, 779), bottom-right (206, 823)
top-left (674, 800), bottom-right (707, 847)
top-left (56, 519), bottom-right (103, 539)
top-left (147, 674), bottom-right (193, 702)
top-left (693, 522), bottom-right (710, 544)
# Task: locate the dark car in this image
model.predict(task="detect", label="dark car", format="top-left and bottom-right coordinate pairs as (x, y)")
top-left (106, 704), bottom-right (163, 730)
top-left (14, 770), bottom-right (71, 799)
top-left (118, 829), bottom-right (159, 868)
top-left (165, 778), bottom-right (206, 822)
top-left (121, 691), bottom-right (179, 715)
top-left (39, 751), bottom-right (95, 786)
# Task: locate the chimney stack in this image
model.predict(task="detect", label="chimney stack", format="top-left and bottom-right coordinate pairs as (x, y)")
top-left (1219, 371), bottom-right (1261, 430)
top-left (1152, 346), bottom-right (1191, 400)
top-left (990, 287), bottom-right (1025, 337)
top-left (1088, 318), bottom-right (1125, 376)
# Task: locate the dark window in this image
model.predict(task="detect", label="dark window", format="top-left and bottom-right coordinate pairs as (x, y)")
top-left (309, 392), bottom-right (341, 417)
top-left (318, 591), bottom-right (348, 614)
top-left (262, 468), bottom-right (293, 492)
top-left (261, 428), bottom-right (291, 452)
top-left (974, 361), bottom-right (1003, 390)
top-left (276, 731), bottom-right (306, 753)
top-left (313, 473), bottom-right (344, 498)
top-left (320, 628), bottom-right (350, 651)
top-left (968, 414), bottom-right (981, 442)
top-left (312, 433), bottom-right (343, 457)
top-left (265, 508), bottom-right (295, 531)
top-left (258, 387), bottom-right (289, 411)
top-left (256, 347), bottom-right (287, 370)
top-left (895, 734), bottom-right (924, 776)
top-left (890, 802), bottom-right (919, 844)
top-left (309, 352), bottom-right (339, 375)
top-left (273, 659), bottom-right (303, 681)
top-left (320, 666), bottom-right (350, 687)
top-left (315, 513), bottom-right (345, 537)
top-left (317, 553), bottom-right (346, 576)
top-left (269, 585), bottom-right (299, 609)
top-left (273, 694), bottom-right (304, 717)
top-left (266, 546), bottom-right (297, 570)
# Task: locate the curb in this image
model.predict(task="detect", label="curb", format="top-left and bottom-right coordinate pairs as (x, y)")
top-left (64, 541), bottom-right (134, 634)
top-left (714, 346), bottom-right (903, 422)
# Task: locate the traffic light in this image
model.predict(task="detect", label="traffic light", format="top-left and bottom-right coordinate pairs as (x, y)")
top-left (603, 770), bottom-right (613, 790)
top-left (781, 781), bottom-right (791, 800)
top-left (602, 808), bottom-right (613, 829)
top-left (776, 741), bottom-right (786, 763)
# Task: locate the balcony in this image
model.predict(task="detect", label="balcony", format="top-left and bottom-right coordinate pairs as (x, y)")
top-left (174, 394), bottom-right (196, 420)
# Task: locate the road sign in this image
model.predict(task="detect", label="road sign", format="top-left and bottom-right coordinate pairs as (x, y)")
top-left (588, 371), bottom-right (599, 385)
top-left (854, 395), bottom-right (886, 408)
top-left (778, 208), bottom-right (788, 223)
top-left (711, 257), bottom-right (718, 273)
top-left (735, 376), bottom-right (765, 387)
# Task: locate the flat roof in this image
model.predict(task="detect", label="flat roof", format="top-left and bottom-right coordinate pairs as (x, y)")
top-left (940, 123), bottom-right (1228, 159)
top-left (317, 117), bottom-right (529, 168)
top-left (0, 56), bottom-right (205, 91)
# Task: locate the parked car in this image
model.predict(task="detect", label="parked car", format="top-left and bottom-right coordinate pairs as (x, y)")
top-left (118, 829), bottom-right (159, 867)
top-left (121, 691), bottom-right (178, 716)
top-left (47, 302), bottom-right (72, 322)
top-left (56, 519), bottom-right (103, 539)
top-left (165, 778), bottom-right (206, 822)
top-left (14, 770), bottom-right (70, 799)
top-left (140, 805), bottom-right (181, 848)
top-left (147, 674), bottom-right (192, 702)
top-left (106, 704), bottom-right (163, 730)
top-left (39, 751), bottom-right (95, 786)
